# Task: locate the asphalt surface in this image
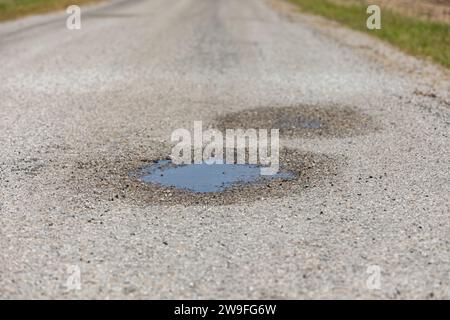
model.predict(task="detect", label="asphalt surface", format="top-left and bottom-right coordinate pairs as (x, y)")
top-left (0, 0), bottom-right (449, 299)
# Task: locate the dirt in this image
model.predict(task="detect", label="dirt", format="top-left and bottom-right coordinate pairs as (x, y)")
top-left (214, 105), bottom-right (377, 139)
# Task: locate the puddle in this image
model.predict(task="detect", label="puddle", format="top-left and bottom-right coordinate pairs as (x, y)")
top-left (274, 116), bottom-right (324, 130)
top-left (138, 160), bottom-right (294, 193)
top-left (66, 144), bottom-right (341, 206)
top-left (215, 105), bottom-right (375, 138)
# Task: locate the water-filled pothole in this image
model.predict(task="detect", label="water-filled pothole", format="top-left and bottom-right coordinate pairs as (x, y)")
top-left (274, 116), bottom-right (324, 130)
top-left (65, 144), bottom-right (341, 206)
top-left (215, 105), bottom-right (375, 138)
top-left (138, 160), bottom-right (295, 193)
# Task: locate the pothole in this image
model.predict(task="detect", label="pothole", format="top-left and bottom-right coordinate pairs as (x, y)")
top-left (214, 105), bottom-right (376, 138)
top-left (65, 147), bottom-right (341, 206)
top-left (276, 117), bottom-right (325, 130)
top-left (135, 160), bottom-right (295, 193)
top-left (127, 149), bottom-right (340, 205)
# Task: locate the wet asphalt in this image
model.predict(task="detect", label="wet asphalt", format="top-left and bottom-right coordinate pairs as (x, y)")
top-left (0, 0), bottom-right (449, 299)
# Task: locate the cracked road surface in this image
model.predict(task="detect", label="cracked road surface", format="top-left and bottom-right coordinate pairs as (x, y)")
top-left (0, 0), bottom-right (449, 298)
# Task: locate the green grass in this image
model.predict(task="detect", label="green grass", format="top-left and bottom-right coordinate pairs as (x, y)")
top-left (0, 0), bottom-right (101, 21)
top-left (289, 0), bottom-right (450, 68)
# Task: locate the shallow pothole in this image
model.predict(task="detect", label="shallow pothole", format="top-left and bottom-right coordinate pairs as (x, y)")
top-left (127, 149), bottom-right (340, 205)
top-left (135, 160), bottom-right (295, 193)
top-left (214, 105), bottom-right (376, 138)
top-left (65, 146), bottom-right (341, 206)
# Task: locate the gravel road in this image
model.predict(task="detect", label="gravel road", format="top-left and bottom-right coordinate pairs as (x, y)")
top-left (0, 0), bottom-right (449, 299)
